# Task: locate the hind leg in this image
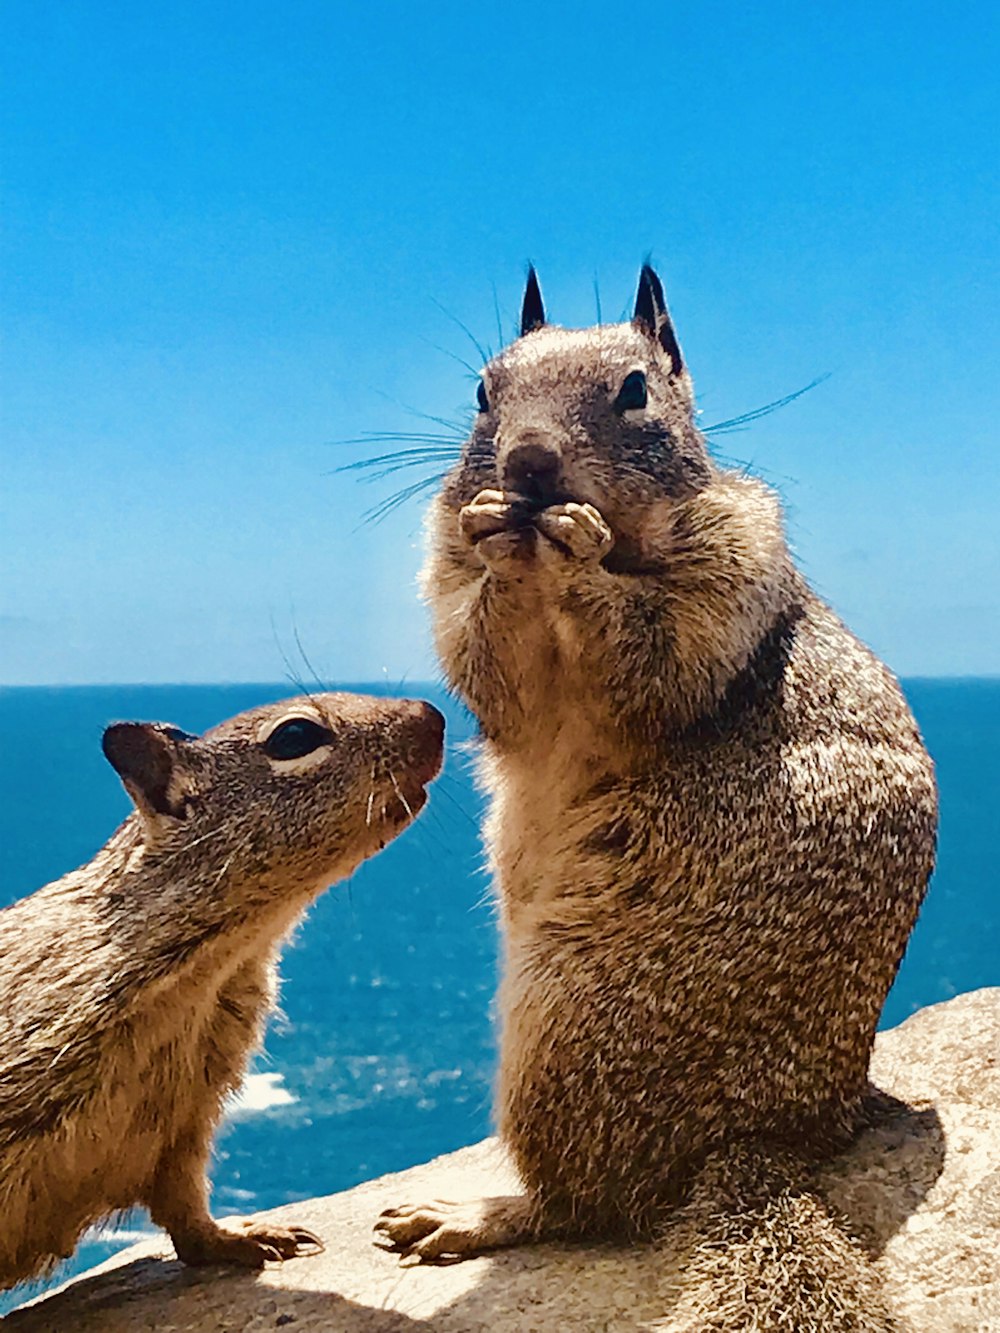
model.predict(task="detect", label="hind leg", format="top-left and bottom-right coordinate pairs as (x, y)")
top-left (374, 1193), bottom-right (538, 1264)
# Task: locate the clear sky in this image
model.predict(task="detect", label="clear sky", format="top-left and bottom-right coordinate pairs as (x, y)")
top-left (1, 1), bottom-right (997, 685)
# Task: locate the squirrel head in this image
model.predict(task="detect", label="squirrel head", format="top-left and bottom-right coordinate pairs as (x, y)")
top-left (101, 693), bottom-right (444, 903)
top-left (443, 265), bottom-right (714, 562)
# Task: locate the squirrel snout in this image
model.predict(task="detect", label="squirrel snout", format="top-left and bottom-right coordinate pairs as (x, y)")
top-left (500, 439), bottom-right (563, 507)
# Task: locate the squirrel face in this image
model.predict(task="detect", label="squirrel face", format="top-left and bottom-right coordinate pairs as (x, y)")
top-left (442, 266), bottom-right (714, 564)
top-left (102, 693), bottom-right (444, 905)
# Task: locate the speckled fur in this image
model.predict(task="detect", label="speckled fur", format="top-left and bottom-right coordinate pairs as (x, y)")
top-left (0, 692), bottom-right (442, 1290)
top-left (380, 273), bottom-right (937, 1330)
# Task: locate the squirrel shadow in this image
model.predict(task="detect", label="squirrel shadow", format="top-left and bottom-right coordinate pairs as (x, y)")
top-left (4, 1095), bottom-right (945, 1332)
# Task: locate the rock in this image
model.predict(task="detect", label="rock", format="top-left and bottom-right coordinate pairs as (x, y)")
top-left (6, 989), bottom-right (999, 1332)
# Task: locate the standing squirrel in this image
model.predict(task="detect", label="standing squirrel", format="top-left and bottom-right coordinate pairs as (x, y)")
top-left (376, 267), bottom-right (938, 1330)
top-left (0, 691), bottom-right (443, 1290)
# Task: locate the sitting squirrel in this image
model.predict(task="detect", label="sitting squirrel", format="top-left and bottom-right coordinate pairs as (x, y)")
top-left (377, 267), bottom-right (937, 1331)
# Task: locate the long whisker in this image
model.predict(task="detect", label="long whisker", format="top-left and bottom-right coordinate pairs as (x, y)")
top-left (360, 473), bottom-right (450, 526)
top-left (363, 386), bottom-right (471, 438)
top-left (430, 298), bottom-right (491, 365)
top-left (336, 431), bottom-right (466, 446)
top-left (336, 446), bottom-right (462, 478)
top-left (418, 336), bottom-right (481, 378)
top-left (703, 376), bottom-right (829, 434)
top-left (491, 281), bottom-right (505, 349)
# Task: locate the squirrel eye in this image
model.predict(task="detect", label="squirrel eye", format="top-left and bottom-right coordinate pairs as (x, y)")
top-left (476, 380), bottom-right (489, 413)
top-left (614, 370), bottom-right (647, 413)
top-left (263, 717), bottom-right (332, 761)
top-left (161, 726), bottom-right (196, 743)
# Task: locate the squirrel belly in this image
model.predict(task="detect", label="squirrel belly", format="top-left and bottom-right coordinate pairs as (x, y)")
top-left (377, 267), bottom-right (936, 1331)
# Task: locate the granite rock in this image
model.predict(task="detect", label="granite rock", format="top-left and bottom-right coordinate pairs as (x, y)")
top-left (7, 989), bottom-right (999, 1332)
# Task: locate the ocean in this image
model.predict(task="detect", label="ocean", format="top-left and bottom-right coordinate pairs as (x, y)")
top-left (0, 678), bottom-right (997, 1309)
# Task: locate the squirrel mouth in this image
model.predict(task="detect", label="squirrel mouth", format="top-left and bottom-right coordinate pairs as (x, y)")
top-left (381, 722), bottom-right (444, 830)
top-left (504, 490), bottom-right (575, 519)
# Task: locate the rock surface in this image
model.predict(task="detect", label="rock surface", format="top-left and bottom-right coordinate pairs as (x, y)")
top-left (6, 989), bottom-right (999, 1332)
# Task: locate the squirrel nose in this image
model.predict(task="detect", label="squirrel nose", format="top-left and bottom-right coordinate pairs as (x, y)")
top-left (501, 440), bottom-right (562, 506)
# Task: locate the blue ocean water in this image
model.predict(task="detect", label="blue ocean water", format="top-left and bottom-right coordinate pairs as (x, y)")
top-left (0, 678), bottom-right (997, 1308)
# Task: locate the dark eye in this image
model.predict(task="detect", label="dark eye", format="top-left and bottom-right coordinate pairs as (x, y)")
top-left (476, 380), bottom-right (489, 413)
top-left (162, 726), bottom-right (196, 743)
top-left (614, 370), bottom-right (647, 412)
top-left (263, 717), bottom-right (332, 761)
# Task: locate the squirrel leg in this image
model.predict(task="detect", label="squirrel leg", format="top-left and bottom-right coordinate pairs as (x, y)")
top-left (145, 1131), bottom-right (322, 1269)
top-left (374, 1194), bottom-right (538, 1265)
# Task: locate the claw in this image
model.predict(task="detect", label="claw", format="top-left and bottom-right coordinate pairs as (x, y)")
top-left (290, 1227), bottom-right (325, 1253)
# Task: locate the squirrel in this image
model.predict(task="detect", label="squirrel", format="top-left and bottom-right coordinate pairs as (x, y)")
top-left (375, 266), bottom-right (938, 1331)
top-left (0, 691), bottom-right (443, 1291)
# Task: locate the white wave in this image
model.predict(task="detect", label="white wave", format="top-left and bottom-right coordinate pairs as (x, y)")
top-left (85, 1226), bottom-right (158, 1246)
top-left (225, 1070), bottom-right (297, 1115)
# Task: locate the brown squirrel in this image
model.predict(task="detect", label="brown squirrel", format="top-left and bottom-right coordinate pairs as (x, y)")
top-left (376, 267), bottom-right (937, 1330)
top-left (0, 691), bottom-right (443, 1290)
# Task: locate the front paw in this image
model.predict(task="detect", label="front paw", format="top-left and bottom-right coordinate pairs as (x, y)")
top-left (460, 489), bottom-right (538, 567)
top-left (535, 502), bottom-right (614, 561)
top-left (173, 1221), bottom-right (324, 1269)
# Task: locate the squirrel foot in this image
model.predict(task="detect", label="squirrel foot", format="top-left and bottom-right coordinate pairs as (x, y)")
top-left (374, 1194), bottom-right (536, 1265)
top-left (171, 1220), bottom-right (324, 1269)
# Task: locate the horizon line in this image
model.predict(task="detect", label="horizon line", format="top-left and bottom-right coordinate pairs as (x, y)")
top-left (1, 675), bottom-right (998, 690)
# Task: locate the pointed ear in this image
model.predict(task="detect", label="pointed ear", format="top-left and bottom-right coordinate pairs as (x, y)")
top-left (520, 266), bottom-right (546, 336)
top-left (633, 264), bottom-right (683, 375)
top-left (102, 722), bottom-right (189, 819)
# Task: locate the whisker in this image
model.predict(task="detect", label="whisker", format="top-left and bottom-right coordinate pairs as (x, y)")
top-left (158, 826), bottom-right (227, 864)
top-left (360, 473), bottom-right (450, 526)
top-left (491, 281), bottom-right (504, 349)
top-left (366, 770), bottom-right (376, 829)
top-left (336, 447), bottom-right (461, 481)
top-left (418, 336), bottom-right (481, 378)
top-left (388, 770), bottom-right (414, 821)
top-left (703, 376), bottom-right (829, 434)
top-left (363, 386), bottom-right (471, 438)
top-left (430, 298), bottom-right (491, 365)
top-left (270, 615), bottom-right (316, 702)
top-left (335, 432), bottom-right (466, 447)
top-left (292, 626), bottom-right (329, 693)
top-left (431, 777), bottom-right (481, 829)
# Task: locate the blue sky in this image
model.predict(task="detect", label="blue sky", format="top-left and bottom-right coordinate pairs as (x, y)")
top-left (1, 1), bottom-right (997, 684)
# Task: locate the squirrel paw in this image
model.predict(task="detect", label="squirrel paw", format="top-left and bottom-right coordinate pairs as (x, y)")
top-left (373, 1194), bottom-right (535, 1265)
top-left (535, 502), bottom-right (614, 561)
top-left (173, 1221), bottom-right (324, 1269)
top-left (460, 489), bottom-right (516, 542)
top-left (460, 490), bottom-right (538, 566)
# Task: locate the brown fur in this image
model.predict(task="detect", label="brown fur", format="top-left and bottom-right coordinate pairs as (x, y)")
top-left (376, 271), bottom-right (937, 1330)
top-left (0, 691), bottom-right (443, 1290)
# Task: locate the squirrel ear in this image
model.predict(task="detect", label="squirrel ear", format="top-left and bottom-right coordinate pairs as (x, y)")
top-left (633, 264), bottom-right (683, 375)
top-left (520, 266), bottom-right (546, 336)
top-left (102, 722), bottom-right (189, 819)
